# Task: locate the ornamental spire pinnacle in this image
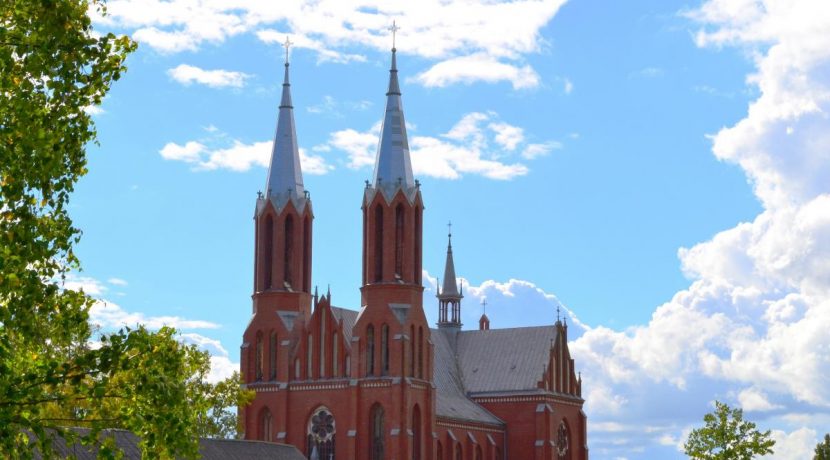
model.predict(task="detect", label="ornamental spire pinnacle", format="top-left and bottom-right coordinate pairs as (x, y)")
top-left (265, 37), bottom-right (304, 200)
top-left (371, 21), bottom-right (414, 190)
top-left (441, 223), bottom-right (460, 297)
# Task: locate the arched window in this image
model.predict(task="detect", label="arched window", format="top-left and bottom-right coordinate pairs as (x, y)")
top-left (395, 204), bottom-right (404, 277)
top-left (557, 421), bottom-right (570, 460)
top-left (436, 441), bottom-right (443, 460)
top-left (496, 446), bottom-right (502, 460)
top-left (475, 445), bottom-right (483, 460)
top-left (412, 405), bottom-right (422, 460)
top-left (455, 443), bottom-right (462, 460)
top-left (303, 216), bottom-right (310, 293)
top-left (367, 325), bottom-right (375, 376)
top-left (370, 404), bottom-right (385, 460)
top-left (381, 324), bottom-right (389, 375)
top-left (284, 215), bottom-right (294, 286)
top-left (255, 331), bottom-right (263, 381)
top-left (374, 205), bottom-right (383, 281)
top-left (261, 408), bottom-right (273, 442)
top-left (418, 326), bottom-right (424, 379)
top-left (307, 407), bottom-right (335, 460)
top-left (409, 325), bottom-right (415, 377)
top-left (295, 358), bottom-right (300, 380)
top-left (269, 331), bottom-right (277, 380)
top-left (263, 215), bottom-right (274, 289)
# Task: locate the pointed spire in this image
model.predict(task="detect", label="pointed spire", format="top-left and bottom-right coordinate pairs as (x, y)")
top-left (440, 224), bottom-right (460, 297)
top-left (264, 36), bottom-right (304, 201)
top-left (372, 24), bottom-right (414, 190)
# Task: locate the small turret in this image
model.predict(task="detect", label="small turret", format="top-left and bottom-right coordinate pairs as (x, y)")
top-left (437, 225), bottom-right (463, 330)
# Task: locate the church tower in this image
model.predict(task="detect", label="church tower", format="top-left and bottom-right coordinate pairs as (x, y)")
top-left (243, 43), bottom-right (313, 388)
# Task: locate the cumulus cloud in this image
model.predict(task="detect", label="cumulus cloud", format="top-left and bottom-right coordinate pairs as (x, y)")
top-left (93, 0), bottom-right (567, 89)
top-left (89, 300), bottom-right (220, 330)
top-left (167, 64), bottom-right (250, 88)
top-left (159, 136), bottom-right (333, 175)
top-left (323, 112), bottom-right (561, 180)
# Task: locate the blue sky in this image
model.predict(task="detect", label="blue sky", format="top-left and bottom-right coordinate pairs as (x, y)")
top-left (66, 0), bottom-right (830, 458)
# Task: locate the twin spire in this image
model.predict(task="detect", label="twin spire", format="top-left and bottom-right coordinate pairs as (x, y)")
top-left (264, 37), bottom-right (304, 202)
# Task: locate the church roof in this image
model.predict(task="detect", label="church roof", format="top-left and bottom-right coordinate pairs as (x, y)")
top-left (456, 326), bottom-right (557, 394)
top-left (431, 329), bottom-right (503, 425)
top-left (35, 428), bottom-right (306, 459)
top-left (264, 61), bottom-right (305, 203)
top-left (331, 306), bottom-right (359, 344)
top-left (372, 48), bottom-right (414, 192)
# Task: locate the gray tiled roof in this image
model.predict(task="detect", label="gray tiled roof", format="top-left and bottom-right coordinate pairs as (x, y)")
top-left (331, 306), bottom-right (358, 344)
top-left (36, 428), bottom-right (306, 459)
top-left (456, 326), bottom-right (557, 394)
top-left (432, 329), bottom-right (503, 426)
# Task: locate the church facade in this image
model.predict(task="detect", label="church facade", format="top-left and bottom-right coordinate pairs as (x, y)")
top-left (240, 44), bottom-right (589, 460)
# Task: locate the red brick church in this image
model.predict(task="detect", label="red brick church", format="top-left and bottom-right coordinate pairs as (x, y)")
top-left (240, 40), bottom-right (589, 460)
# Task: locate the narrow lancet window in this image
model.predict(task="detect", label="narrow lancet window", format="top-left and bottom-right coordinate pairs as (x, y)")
top-left (381, 324), bottom-right (389, 375)
top-left (395, 204), bottom-right (404, 277)
top-left (284, 215), bottom-right (294, 287)
top-left (367, 325), bottom-right (376, 376)
top-left (374, 206), bottom-right (383, 281)
top-left (263, 215), bottom-right (274, 289)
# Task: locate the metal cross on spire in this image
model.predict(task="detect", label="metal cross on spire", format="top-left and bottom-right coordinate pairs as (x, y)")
top-left (481, 298), bottom-right (487, 314)
top-left (447, 221), bottom-right (452, 238)
top-left (388, 20), bottom-right (400, 49)
top-left (556, 304), bottom-right (561, 322)
top-left (283, 36), bottom-right (294, 64)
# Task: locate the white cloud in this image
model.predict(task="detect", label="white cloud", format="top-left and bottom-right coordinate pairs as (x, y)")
top-left (63, 275), bottom-right (107, 296)
top-left (107, 277), bottom-right (128, 287)
top-left (769, 427), bottom-right (817, 460)
top-left (94, 0), bottom-right (567, 89)
top-left (324, 112), bottom-right (558, 180)
top-left (89, 300), bottom-right (220, 330)
top-left (564, 78), bottom-right (574, 94)
top-left (412, 54), bottom-right (541, 89)
top-left (167, 64), bottom-right (250, 88)
top-left (159, 138), bottom-right (333, 175)
top-left (738, 387), bottom-right (783, 412)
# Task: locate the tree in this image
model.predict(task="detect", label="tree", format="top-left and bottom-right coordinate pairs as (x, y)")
top-left (684, 401), bottom-right (775, 459)
top-left (815, 433), bottom-right (830, 460)
top-left (0, 1), bottom-right (251, 457)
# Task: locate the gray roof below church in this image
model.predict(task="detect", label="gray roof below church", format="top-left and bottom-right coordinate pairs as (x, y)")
top-left (456, 326), bottom-right (557, 394)
top-left (35, 428), bottom-right (306, 459)
top-left (431, 329), bottom-right (503, 426)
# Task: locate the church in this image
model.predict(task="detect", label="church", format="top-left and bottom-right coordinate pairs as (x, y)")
top-left (240, 37), bottom-right (589, 460)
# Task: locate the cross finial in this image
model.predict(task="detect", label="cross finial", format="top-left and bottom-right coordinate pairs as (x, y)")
top-left (481, 298), bottom-right (487, 314)
top-left (283, 36), bottom-right (294, 65)
top-left (388, 20), bottom-right (400, 49)
top-left (556, 304), bottom-right (561, 322)
top-left (447, 221), bottom-right (452, 238)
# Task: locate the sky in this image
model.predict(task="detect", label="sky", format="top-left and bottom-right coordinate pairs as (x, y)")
top-left (63, 0), bottom-right (830, 458)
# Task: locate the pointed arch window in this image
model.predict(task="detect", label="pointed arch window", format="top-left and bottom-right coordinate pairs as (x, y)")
top-left (455, 443), bottom-right (462, 460)
top-left (475, 445), bottom-right (483, 460)
top-left (414, 205), bottom-right (421, 283)
top-left (307, 407), bottom-right (335, 460)
top-left (366, 325), bottom-right (376, 376)
top-left (264, 215), bottom-right (274, 289)
top-left (395, 204), bottom-right (404, 277)
top-left (436, 441), bottom-right (443, 460)
top-left (269, 331), bottom-right (277, 380)
top-left (409, 325), bottom-right (415, 377)
top-left (374, 206), bottom-right (383, 282)
top-left (261, 408), bottom-right (273, 442)
top-left (370, 404), bottom-right (385, 460)
top-left (418, 326), bottom-right (424, 379)
top-left (284, 215), bottom-right (294, 287)
top-left (255, 331), bottom-right (264, 381)
top-left (381, 324), bottom-right (389, 375)
top-left (557, 421), bottom-right (570, 459)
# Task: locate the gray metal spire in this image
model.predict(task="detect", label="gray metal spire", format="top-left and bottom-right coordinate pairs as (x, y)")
top-left (371, 42), bottom-right (414, 190)
top-left (265, 37), bottom-right (304, 200)
top-left (441, 225), bottom-right (460, 297)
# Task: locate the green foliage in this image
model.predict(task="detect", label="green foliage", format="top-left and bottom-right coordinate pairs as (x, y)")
top-left (684, 401), bottom-right (776, 460)
top-left (0, 1), bottom-right (253, 458)
top-left (815, 433), bottom-right (830, 460)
